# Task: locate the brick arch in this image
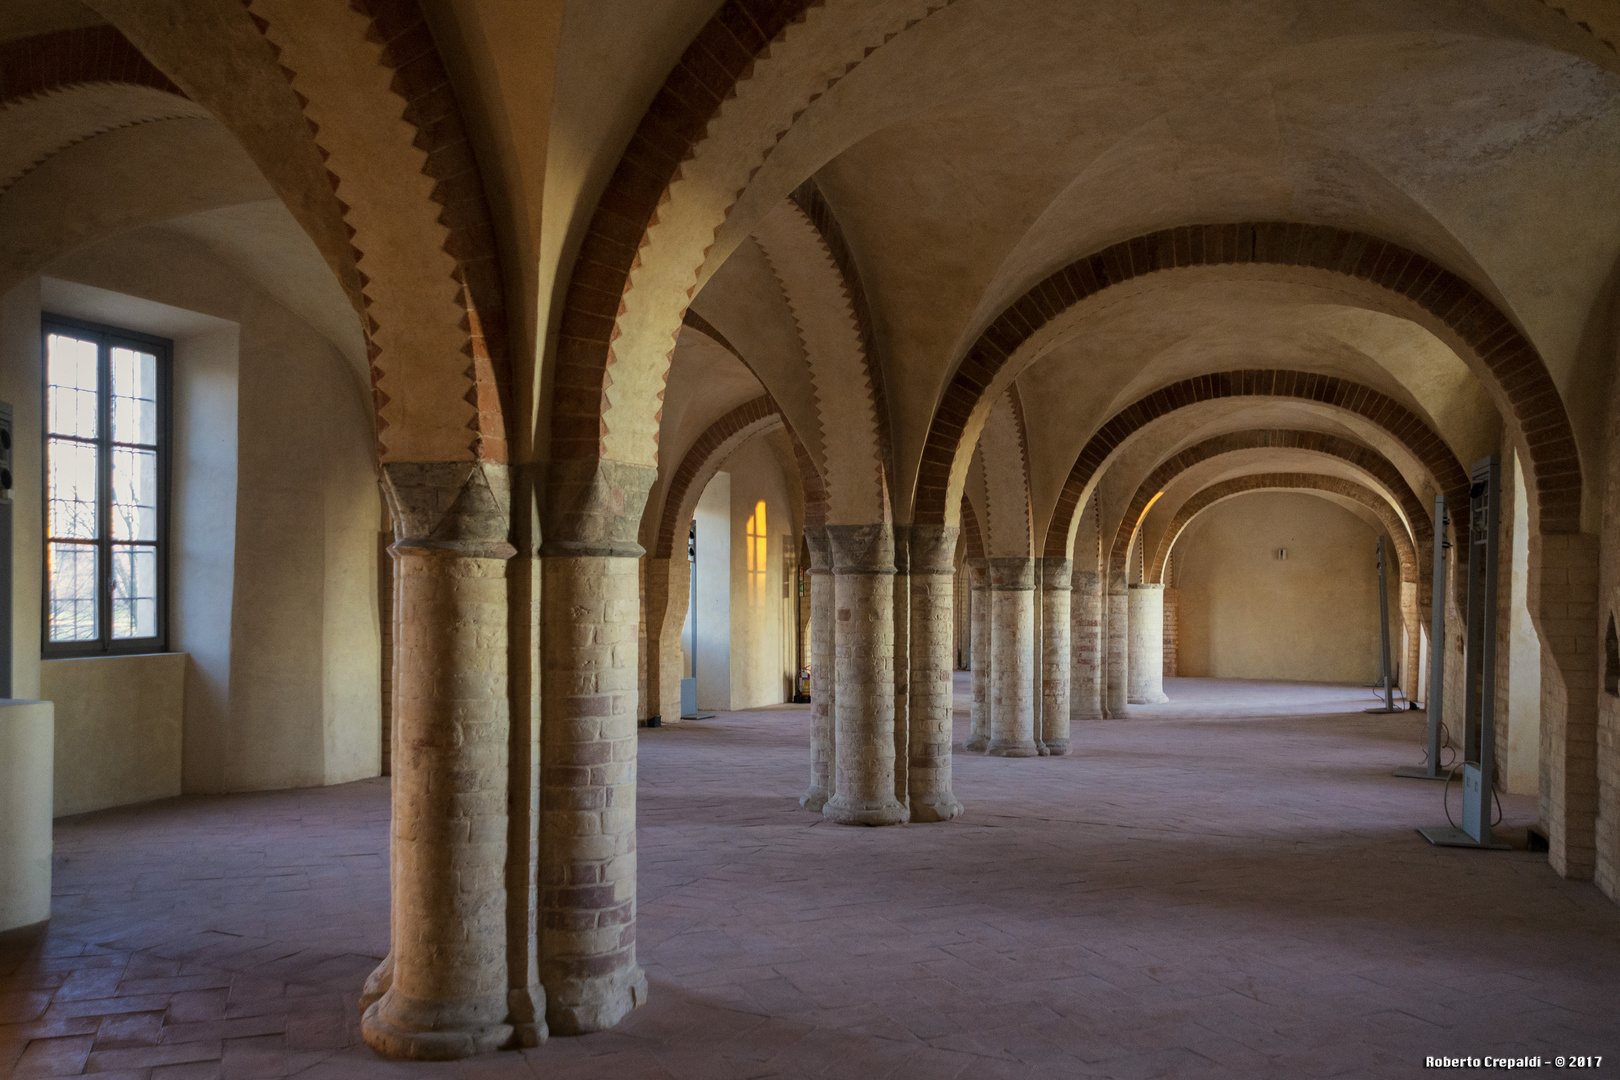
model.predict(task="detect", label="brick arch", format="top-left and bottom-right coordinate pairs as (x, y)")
top-left (1042, 370), bottom-right (1470, 560)
top-left (657, 314), bottom-right (829, 553)
top-left (914, 223), bottom-right (1580, 541)
top-left (547, 0), bottom-right (957, 544)
top-left (0, 25), bottom-right (182, 103)
top-left (1107, 428), bottom-right (1433, 579)
top-left (0, 27), bottom-right (211, 195)
top-left (1149, 473), bottom-right (1418, 587)
top-left (242, 0), bottom-right (511, 464)
top-left (654, 395), bottom-right (779, 559)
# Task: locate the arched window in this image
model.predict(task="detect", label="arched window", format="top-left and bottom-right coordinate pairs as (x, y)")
top-left (745, 500), bottom-right (767, 599)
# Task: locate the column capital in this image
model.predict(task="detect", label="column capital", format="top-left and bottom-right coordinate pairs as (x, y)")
top-left (908, 525), bottom-right (959, 575)
top-left (1040, 557), bottom-right (1072, 590)
top-left (805, 526), bottom-right (834, 573)
top-left (987, 556), bottom-right (1035, 590)
top-left (826, 523), bottom-right (896, 575)
top-left (540, 458), bottom-right (657, 558)
top-left (382, 461), bottom-right (515, 560)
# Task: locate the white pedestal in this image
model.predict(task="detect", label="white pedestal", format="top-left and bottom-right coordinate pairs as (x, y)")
top-left (1, 700), bottom-right (54, 932)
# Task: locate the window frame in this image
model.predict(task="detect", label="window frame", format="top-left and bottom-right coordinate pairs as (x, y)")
top-left (40, 314), bottom-right (172, 658)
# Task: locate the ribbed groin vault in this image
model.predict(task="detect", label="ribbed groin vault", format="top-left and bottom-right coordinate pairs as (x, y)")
top-left (5, 0), bottom-right (1620, 1068)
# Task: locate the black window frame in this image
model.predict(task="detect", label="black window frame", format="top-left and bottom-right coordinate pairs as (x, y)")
top-left (40, 314), bottom-right (172, 658)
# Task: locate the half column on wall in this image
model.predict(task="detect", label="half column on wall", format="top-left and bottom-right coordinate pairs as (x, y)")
top-left (987, 557), bottom-right (1038, 756)
top-left (1106, 572), bottom-right (1129, 717)
top-left (362, 463), bottom-right (517, 1061)
top-left (1128, 583), bottom-right (1169, 704)
top-left (802, 527), bottom-right (835, 811)
top-left (1041, 558), bottom-right (1072, 755)
top-left (1071, 569), bottom-right (1103, 724)
top-left (824, 524), bottom-right (907, 826)
top-left (909, 526), bottom-right (964, 821)
top-left (967, 558), bottom-right (991, 752)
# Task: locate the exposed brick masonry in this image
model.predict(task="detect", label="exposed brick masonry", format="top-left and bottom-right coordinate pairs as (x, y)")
top-left (914, 224), bottom-right (1581, 542)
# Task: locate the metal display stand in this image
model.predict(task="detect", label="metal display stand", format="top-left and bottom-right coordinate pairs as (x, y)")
top-left (1419, 457), bottom-right (1510, 850)
top-left (1395, 495), bottom-right (1449, 779)
top-left (1365, 535), bottom-right (1402, 713)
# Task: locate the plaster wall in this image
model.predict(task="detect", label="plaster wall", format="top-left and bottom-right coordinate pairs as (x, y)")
top-left (1507, 452), bottom-right (1544, 795)
top-left (16, 227), bottom-right (381, 798)
top-left (1175, 492), bottom-right (1385, 684)
top-left (725, 435), bottom-right (794, 710)
top-left (693, 471), bottom-right (731, 711)
top-left (43, 653), bottom-right (184, 817)
top-left (0, 700), bottom-right (52, 932)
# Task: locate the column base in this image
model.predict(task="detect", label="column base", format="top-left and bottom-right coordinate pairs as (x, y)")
top-left (910, 794), bottom-right (964, 823)
top-left (361, 991), bottom-right (513, 1061)
top-left (823, 795), bottom-right (907, 826)
top-left (799, 786), bottom-right (829, 812)
top-left (1128, 691), bottom-right (1169, 705)
top-left (986, 740), bottom-right (1038, 757)
top-left (1035, 740), bottom-right (1050, 757)
top-left (546, 965), bottom-right (649, 1036)
top-left (1043, 739), bottom-right (1071, 756)
top-left (964, 735), bottom-right (989, 752)
top-left (358, 953), bottom-right (393, 1012)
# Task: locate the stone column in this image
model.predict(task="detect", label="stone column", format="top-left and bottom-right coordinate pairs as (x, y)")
top-left (1161, 585), bottom-right (1179, 678)
top-left (987, 557), bottom-right (1038, 756)
top-left (909, 526), bottom-right (964, 821)
top-left (1128, 583), bottom-right (1169, 704)
top-left (1040, 558), bottom-right (1072, 755)
top-left (1105, 572), bottom-right (1129, 716)
top-left (643, 556), bottom-right (689, 727)
top-left (362, 463), bottom-right (516, 1060)
top-left (801, 528), bottom-right (835, 811)
top-left (824, 525), bottom-right (907, 826)
top-left (1071, 569), bottom-right (1103, 724)
top-left (892, 527), bottom-right (911, 811)
top-left (1031, 560), bottom-right (1046, 755)
top-left (539, 552), bottom-right (647, 1033)
top-left (967, 558), bottom-right (991, 752)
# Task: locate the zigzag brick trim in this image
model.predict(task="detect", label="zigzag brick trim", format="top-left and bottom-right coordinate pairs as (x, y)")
top-left (1148, 472), bottom-right (1419, 586)
top-left (1045, 371), bottom-right (1470, 559)
top-left (788, 177), bottom-right (893, 492)
top-left (0, 25), bottom-right (183, 103)
top-left (243, 0), bottom-right (511, 462)
top-left (959, 496), bottom-right (985, 561)
top-left (914, 223), bottom-right (1582, 539)
top-left (1108, 428), bottom-right (1434, 577)
top-left (553, 1), bottom-right (820, 465)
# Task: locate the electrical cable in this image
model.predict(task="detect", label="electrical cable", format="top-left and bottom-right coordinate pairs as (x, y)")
top-left (1439, 759), bottom-right (1504, 829)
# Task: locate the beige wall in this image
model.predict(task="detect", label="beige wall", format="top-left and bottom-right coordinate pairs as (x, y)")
top-left (1174, 492), bottom-right (1387, 684)
top-left (0, 226), bottom-right (382, 816)
top-left (44, 653), bottom-right (185, 817)
top-left (0, 700), bottom-right (52, 931)
top-left (726, 433), bottom-right (795, 710)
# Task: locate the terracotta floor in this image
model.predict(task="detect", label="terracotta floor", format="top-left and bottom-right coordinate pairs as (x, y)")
top-left (5, 676), bottom-right (1619, 1079)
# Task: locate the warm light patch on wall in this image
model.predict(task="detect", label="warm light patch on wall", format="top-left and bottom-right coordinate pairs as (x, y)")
top-left (746, 500), bottom-right (768, 599)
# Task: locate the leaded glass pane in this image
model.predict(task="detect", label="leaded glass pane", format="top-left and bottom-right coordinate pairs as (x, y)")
top-left (48, 438), bottom-right (97, 540)
top-left (111, 347), bottom-right (158, 446)
top-left (111, 545), bottom-right (157, 639)
top-left (111, 447), bottom-right (157, 541)
top-left (48, 543), bottom-right (97, 642)
top-left (46, 333), bottom-right (98, 439)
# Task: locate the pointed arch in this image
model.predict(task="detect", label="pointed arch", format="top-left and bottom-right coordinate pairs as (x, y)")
top-left (1109, 429), bottom-right (1432, 580)
top-left (1042, 371), bottom-right (1469, 559)
top-left (913, 223), bottom-right (1581, 542)
top-left (1150, 474), bottom-right (1418, 588)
